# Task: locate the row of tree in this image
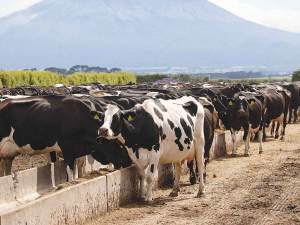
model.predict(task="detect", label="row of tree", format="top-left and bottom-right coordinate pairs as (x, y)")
top-left (292, 70), bottom-right (300, 82)
top-left (136, 74), bottom-right (210, 83)
top-left (23, 65), bottom-right (122, 75)
top-left (0, 71), bottom-right (136, 88)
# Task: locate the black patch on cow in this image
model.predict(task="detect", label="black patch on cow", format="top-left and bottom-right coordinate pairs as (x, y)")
top-left (150, 164), bottom-right (154, 173)
top-left (187, 114), bottom-right (194, 129)
top-left (162, 134), bottom-right (166, 140)
top-left (168, 119), bottom-right (175, 130)
top-left (184, 138), bottom-right (191, 150)
top-left (121, 107), bottom-right (160, 152)
top-left (154, 99), bottom-right (167, 112)
top-left (174, 127), bottom-right (183, 151)
top-left (180, 118), bottom-right (193, 141)
top-left (154, 107), bottom-right (164, 121)
top-left (159, 126), bottom-right (163, 137)
top-left (135, 147), bottom-right (139, 159)
top-left (154, 143), bottom-right (160, 151)
top-left (182, 101), bottom-right (198, 117)
top-left (184, 138), bottom-right (191, 145)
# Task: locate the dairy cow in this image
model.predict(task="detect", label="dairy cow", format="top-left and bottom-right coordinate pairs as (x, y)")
top-left (0, 96), bottom-right (131, 178)
top-left (90, 96), bottom-right (206, 202)
top-left (226, 92), bottom-right (264, 156)
top-left (187, 98), bottom-right (218, 185)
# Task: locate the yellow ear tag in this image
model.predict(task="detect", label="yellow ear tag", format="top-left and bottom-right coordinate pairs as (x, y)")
top-left (250, 101), bottom-right (254, 105)
top-left (94, 114), bottom-right (99, 120)
top-left (245, 88), bottom-right (249, 91)
top-left (232, 87), bottom-right (234, 91)
top-left (213, 97), bottom-right (217, 102)
top-left (229, 101), bottom-right (233, 106)
top-left (127, 115), bottom-right (132, 121)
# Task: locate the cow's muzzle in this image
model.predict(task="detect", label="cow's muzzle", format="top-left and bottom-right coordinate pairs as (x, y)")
top-left (237, 110), bottom-right (246, 119)
top-left (99, 128), bottom-right (109, 137)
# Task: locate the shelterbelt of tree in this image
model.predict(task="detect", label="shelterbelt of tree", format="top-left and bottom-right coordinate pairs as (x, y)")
top-left (0, 71), bottom-right (136, 87)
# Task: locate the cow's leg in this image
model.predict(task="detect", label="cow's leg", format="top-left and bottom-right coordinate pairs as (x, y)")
top-left (66, 164), bottom-right (76, 181)
top-left (271, 122), bottom-right (275, 137)
top-left (258, 130), bottom-right (263, 154)
top-left (0, 158), bottom-right (5, 176)
top-left (170, 162), bottom-right (181, 197)
top-left (75, 156), bottom-right (86, 178)
top-left (194, 132), bottom-right (205, 197)
top-left (187, 160), bottom-right (196, 185)
top-left (87, 155), bottom-right (95, 171)
top-left (288, 106), bottom-right (292, 123)
top-left (137, 167), bottom-right (146, 200)
top-left (274, 122), bottom-right (280, 139)
top-left (145, 156), bottom-right (159, 202)
top-left (29, 156), bottom-right (34, 168)
top-left (5, 158), bottom-right (13, 175)
top-left (231, 128), bottom-right (237, 156)
top-left (294, 107), bottom-right (298, 123)
top-left (244, 131), bottom-right (250, 157)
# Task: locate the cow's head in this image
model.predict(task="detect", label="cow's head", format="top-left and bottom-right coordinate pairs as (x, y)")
top-left (227, 95), bottom-right (256, 123)
top-left (90, 103), bottom-right (160, 150)
top-left (90, 104), bottom-right (141, 139)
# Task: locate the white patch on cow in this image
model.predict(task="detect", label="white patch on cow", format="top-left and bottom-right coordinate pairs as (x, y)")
top-left (54, 84), bottom-right (64, 88)
top-left (239, 96), bottom-right (245, 100)
top-left (146, 92), bottom-right (159, 98)
top-left (100, 104), bottom-right (120, 137)
top-left (0, 127), bottom-right (62, 158)
top-left (72, 94), bottom-right (90, 97)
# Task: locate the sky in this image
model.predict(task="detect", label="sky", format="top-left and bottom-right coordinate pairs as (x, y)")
top-left (0, 0), bottom-right (300, 33)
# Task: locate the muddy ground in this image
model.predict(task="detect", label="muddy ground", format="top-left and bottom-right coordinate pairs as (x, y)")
top-left (87, 123), bottom-right (300, 225)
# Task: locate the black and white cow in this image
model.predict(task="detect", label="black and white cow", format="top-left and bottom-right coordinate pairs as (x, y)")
top-left (0, 96), bottom-right (131, 179)
top-left (90, 96), bottom-right (206, 202)
top-left (187, 98), bottom-right (218, 185)
top-left (226, 92), bottom-right (264, 156)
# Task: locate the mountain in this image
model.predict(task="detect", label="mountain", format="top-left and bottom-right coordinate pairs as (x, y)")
top-left (0, 0), bottom-right (299, 72)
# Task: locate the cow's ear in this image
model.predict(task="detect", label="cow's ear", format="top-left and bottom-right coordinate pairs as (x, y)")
top-left (212, 95), bottom-right (218, 102)
top-left (247, 98), bottom-right (256, 106)
top-left (227, 98), bottom-right (234, 106)
top-left (90, 111), bottom-right (102, 120)
top-left (123, 111), bottom-right (137, 122)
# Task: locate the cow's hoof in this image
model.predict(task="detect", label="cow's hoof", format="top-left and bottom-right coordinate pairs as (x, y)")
top-left (196, 191), bottom-right (206, 198)
top-left (259, 151), bottom-right (263, 154)
top-left (275, 134), bottom-right (279, 139)
top-left (190, 177), bottom-right (197, 185)
top-left (244, 153), bottom-right (249, 157)
top-left (280, 136), bottom-right (285, 140)
top-left (138, 197), bottom-right (146, 202)
top-left (231, 154), bottom-right (237, 157)
top-left (145, 199), bottom-right (154, 205)
top-left (169, 192), bottom-right (179, 197)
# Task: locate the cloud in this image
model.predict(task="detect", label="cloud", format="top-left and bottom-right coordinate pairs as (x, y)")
top-left (208, 0), bottom-right (300, 33)
top-left (0, 0), bottom-right (42, 18)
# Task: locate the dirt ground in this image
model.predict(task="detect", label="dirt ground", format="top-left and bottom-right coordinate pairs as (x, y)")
top-left (12, 154), bottom-right (48, 172)
top-left (87, 123), bottom-right (300, 225)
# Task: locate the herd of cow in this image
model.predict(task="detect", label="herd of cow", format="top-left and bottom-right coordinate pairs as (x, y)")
top-left (0, 81), bottom-right (299, 203)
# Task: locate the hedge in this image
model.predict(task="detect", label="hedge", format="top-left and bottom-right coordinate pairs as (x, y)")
top-left (0, 71), bottom-right (136, 88)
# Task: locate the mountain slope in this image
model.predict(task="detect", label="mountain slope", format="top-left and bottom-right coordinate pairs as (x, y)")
top-left (0, 0), bottom-right (299, 71)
